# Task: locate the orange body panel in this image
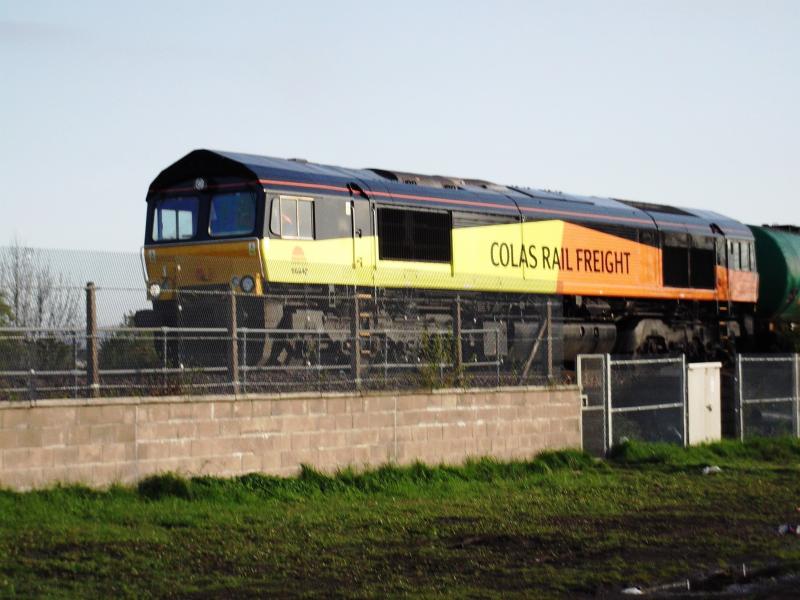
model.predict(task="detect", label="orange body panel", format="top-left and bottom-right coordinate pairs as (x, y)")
top-left (555, 222), bottom-right (660, 296)
top-left (727, 269), bottom-right (759, 303)
top-left (554, 223), bottom-right (723, 302)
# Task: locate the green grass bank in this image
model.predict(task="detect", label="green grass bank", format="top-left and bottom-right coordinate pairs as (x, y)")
top-left (2, 438), bottom-right (800, 598)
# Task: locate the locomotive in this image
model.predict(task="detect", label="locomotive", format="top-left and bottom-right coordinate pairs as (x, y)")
top-left (136, 149), bottom-right (800, 372)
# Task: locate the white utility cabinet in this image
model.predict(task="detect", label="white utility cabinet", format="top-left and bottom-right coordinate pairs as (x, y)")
top-left (687, 362), bottom-right (722, 445)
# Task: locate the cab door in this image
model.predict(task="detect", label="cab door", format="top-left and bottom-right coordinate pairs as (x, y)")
top-left (349, 184), bottom-right (374, 286)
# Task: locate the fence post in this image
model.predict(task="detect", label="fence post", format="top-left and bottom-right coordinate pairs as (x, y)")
top-left (736, 354), bottom-right (744, 441)
top-left (27, 369), bottom-right (36, 402)
top-left (601, 355), bottom-right (608, 456)
top-left (452, 296), bottom-right (463, 386)
top-left (794, 353), bottom-right (799, 438)
top-left (175, 267), bottom-right (183, 367)
top-left (681, 354), bottom-right (688, 447)
top-left (228, 290), bottom-right (239, 395)
top-left (85, 282), bottom-right (100, 398)
top-left (383, 331), bottom-right (388, 386)
top-left (317, 330), bottom-right (322, 393)
top-left (242, 328), bottom-right (248, 395)
top-left (161, 327), bottom-right (168, 389)
top-left (495, 329), bottom-right (500, 387)
top-left (546, 299), bottom-right (553, 381)
top-left (351, 290), bottom-right (361, 389)
top-left (72, 332), bottom-right (78, 399)
top-left (605, 353), bottom-right (613, 451)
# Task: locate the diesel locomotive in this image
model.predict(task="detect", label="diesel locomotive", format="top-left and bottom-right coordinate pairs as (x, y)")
top-left (136, 149), bottom-right (800, 368)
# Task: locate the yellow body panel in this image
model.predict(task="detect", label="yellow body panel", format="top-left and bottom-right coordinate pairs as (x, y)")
top-left (452, 220), bottom-right (563, 293)
top-left (264, 237), bottom-right (374, 286)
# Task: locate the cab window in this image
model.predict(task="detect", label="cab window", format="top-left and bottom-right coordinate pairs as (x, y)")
top-left (209, 190), bottom-right (256, 237)
top-left (270, 196), bottom-right (314, 239)
top-left (152, 196), bottom-right (199, 241)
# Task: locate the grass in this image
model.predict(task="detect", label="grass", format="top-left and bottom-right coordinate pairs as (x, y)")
top-left (1, 439), bottom-right (800, 598)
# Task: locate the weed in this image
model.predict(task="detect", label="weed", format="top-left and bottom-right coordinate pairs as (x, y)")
top-left (609, 436), bottom-right (800, 467)
top-left (137, 472), bottom-right (192, 500)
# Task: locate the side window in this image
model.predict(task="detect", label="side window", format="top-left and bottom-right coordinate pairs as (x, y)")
top-left (270, 199), bottom-right (280, 234)
top-left (298, 200), bottom-right (313, 239)
top-left (281, 199), bottom-right (298, 237)
top-left (314, 198), bottom-right (351, 239)
top-left (270, 196), bottom-right (314, 239)
top-left (730, 241), bottom-right (740, 270)
top-left (662, 232), bottom-right (689, 287)
top-left (689, 236), bottom-right (715, 289)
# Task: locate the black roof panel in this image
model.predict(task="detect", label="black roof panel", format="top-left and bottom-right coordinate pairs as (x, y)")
top-left (148, 149), bottom-right (749, 236)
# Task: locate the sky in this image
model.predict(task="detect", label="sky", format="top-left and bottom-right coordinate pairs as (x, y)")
top-left (1, 0), bottom-right (798, 252)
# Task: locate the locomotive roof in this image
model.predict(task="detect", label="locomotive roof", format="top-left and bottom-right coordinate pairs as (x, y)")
top-left (149, 149), bottom-right (752, 238)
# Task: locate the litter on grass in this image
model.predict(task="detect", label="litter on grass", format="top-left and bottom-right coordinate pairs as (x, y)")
top-left (702, 465), bottom-right (722, 475)
top-left (621, 586), bottom-right (644, 595)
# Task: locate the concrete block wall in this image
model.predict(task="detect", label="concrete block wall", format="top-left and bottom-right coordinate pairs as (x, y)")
top-left (0, 386), bottom-right (581, 490)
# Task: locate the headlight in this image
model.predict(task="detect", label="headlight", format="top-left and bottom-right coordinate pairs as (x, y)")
top-left (149, 283), bottom-right (161, 298)
top-left (230, 276), bottom-right (241, 288)
top-left (240, 276), bottom-right (255, 293)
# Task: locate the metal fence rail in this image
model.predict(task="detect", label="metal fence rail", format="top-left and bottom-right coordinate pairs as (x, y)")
top-left (736, 354), bottom-right (800, 439)
top-left (0, 304), bottom-right (563, 400)
top-left (0, 326), bottom-right (516, 399)
top-left (0, 245), bottom-right (568, 399)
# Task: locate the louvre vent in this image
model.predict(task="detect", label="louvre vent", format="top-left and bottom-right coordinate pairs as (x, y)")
top-left (377, 208), bottom-right (452, 263)
top-left (616, 199), bottom-right (694, 217)
top-left (367, 168), bottom-right (464, 190)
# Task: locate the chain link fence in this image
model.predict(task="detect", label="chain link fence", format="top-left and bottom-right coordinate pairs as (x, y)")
top-left (0, 295), bottom-right (564, 399)
top-left (0, 246), bottom-right (567, 400)
top-left (579, 353), bottom-right (800, 455)
top-left (609, 356), bottom-right (687, 447)
top-left (736, 354), bottom-right (800, 439)
top-left (578, 354), bottom-right (687, 455)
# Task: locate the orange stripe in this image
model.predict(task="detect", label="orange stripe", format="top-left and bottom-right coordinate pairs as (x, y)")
top-left (558, 283), bottom-right (718, 301)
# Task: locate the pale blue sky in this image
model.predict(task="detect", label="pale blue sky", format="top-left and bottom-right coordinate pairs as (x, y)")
top-left (1, 1), bottom-right (798, 251)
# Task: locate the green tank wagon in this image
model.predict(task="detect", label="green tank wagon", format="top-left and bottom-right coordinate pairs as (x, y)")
top-left (750, 225), bottom-right (800, 322)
